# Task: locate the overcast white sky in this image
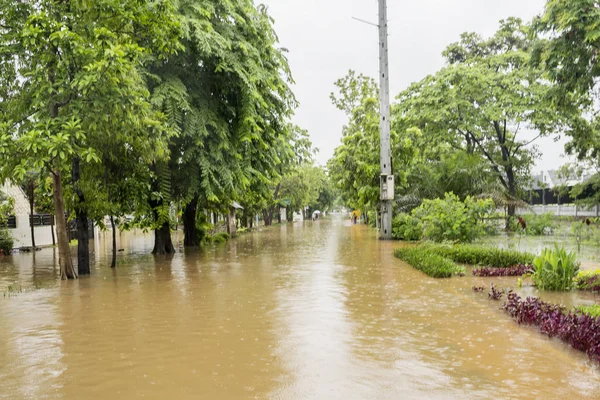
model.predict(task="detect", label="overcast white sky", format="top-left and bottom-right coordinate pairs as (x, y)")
top-left (261, 0), bottom-right (569, 173)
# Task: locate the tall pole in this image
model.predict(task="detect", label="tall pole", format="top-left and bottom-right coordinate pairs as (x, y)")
top-left (378, 0), bottom-right (393, 239)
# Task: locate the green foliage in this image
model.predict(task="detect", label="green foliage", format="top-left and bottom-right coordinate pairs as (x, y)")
top-left (0, 229), bottom-right (13, 255)
top-left (532, 1), bottom-right (600, 170)
top-left (575, 270), bottom-right (600, 292)
top-left (532, 246), bottom-right (579, 291)
top-left (413, 193), bottom-right (494, 243)
top-left (394, 247), bottom-right (461, 278)
top-left (394, 18), bottom-right (575, 212)
top-left (424, 244), bottom-right (535, 267)
top-left (0, 189), bottom-right (14, 254)
top-left (203, 232), bottom-right (230, 244)
top-left (575, 304), bottom-right (600, 319)
top-left (279, 164), bottom-right (327, 215)
top-left (392, 213), bottom-right (423, 241)
top-left (509, 213), bottom-right (557, 235)
top-left (151, 0), bottom-right (299, 232)
top-left (328, 70), bottom-right (416, 211)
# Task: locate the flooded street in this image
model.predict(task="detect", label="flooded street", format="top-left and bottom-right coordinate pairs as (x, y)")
top-left (1, 216), bottom-right (599, 399)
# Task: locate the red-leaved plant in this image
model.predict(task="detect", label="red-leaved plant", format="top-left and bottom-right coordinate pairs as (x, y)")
top-left (503, 291), bottom-right (600, 364)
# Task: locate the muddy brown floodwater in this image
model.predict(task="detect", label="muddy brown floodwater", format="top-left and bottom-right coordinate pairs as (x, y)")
top-left (1, 216), bottom-right (599, 399)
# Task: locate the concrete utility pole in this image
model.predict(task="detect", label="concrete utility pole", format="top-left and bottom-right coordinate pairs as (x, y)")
top-left (378, 0), bottom-right (393, 239)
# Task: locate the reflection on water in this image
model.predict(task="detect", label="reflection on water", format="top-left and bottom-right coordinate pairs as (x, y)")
top-left (0, 218), bottom-right (599, 399)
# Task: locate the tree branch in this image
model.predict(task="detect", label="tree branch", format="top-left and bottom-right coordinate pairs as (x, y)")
top-left (467, 129), bottom-right (509, 190)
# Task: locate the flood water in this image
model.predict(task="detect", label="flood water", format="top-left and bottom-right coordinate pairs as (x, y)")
top-left (1, 216), bottom-right (599, 399)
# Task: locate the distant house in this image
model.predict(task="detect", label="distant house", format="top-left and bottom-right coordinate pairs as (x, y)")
top-left (1, 182), bottom-right (56, 249)
top-left (528, 170), bottom-right (594, 205)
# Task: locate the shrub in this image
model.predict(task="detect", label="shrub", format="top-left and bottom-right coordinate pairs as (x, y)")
top-left (392, 213), bottom-right (422, 241)
top-left (412, 193), bottom-right (494, 243)
top-left (510, 213), bottom-right (557, 235)
top-left (393, 247), bottom-right (460, 278)
top-left (424, 244), bottom-right (534, 267)
top-left (0, 229), bottom-right (13, 255)
top-left (502, 292), bottom-right (600, 364)
top-left (473, 264), bottom-right (534, 277)
top-left (532, 246), bottom-right (579, 291)
top-left (574, 270), bottom-right (600, 292)
top-left (576, 304), bottom-right (600, 318)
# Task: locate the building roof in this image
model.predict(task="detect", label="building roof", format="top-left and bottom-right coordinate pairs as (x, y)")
top-left (1, 182), bottom-right (30, 215)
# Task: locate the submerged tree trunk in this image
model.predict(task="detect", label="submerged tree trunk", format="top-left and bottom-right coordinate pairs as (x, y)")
top-left (52, 169), bottom-right (77, 280)
top-left (263, 210), bottom-right (273, 226)
top-left (72, 156), bottom-right (90, 275)
top-left (183, 195), bottom-right (199, 247)
top-left (29, 195), bottom-right (36, 249)
top-left (110, 215), bottom-right (117, 269)
top-left (153, 219), bottom-right (175, 254)
top-left (50, 216), bottom-right (56, 246)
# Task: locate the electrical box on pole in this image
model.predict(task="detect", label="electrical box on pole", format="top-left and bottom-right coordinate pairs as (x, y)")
top-left (378, 0), bottom-right (393, 239)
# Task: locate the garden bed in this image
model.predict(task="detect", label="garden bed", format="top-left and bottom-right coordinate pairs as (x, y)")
top-left (424, 244), bottom-right (534, 268)
top-left (393, 247), bottom-right (462, 278)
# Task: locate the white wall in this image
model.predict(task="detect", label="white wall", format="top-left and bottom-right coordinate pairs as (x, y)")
top-left (8, 215), bottom-right (56, 248)
top-left (517, 205), bottom-right (600, 217)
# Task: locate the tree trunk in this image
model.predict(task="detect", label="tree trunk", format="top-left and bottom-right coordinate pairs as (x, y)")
top-left (263, 210), bottom-right (273, 226)
top-left (29, 196), bottom-right (36, 249)
top-left (72, 156), bottom-right (90, 275)
top-left (183, 195), bottom-right (199, 247)
top-left (506, 171), bottom-right (517, 219)
top-left (50, 217), bottom-right (56, 246)
top-left (52, 169), bottom-right (77, 280)
top-left (227, 207), bottom-right (237, 236)
top-left (110, 215), bottom-right (117, 269)
top-left (153, 220), bottom-right (174, 254)
top-left (287, 207), bottom-right (293, 222)
top-left (277, 209), bottom-right (281, 224)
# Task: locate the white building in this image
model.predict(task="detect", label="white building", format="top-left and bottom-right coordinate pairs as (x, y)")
top-left (1, 182), bottom-right (56, 249)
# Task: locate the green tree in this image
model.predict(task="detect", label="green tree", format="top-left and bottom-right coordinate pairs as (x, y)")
top-left (148, 0), bottom-right (297, 248)
top-left (0, 0), bottom-right (180, 278)
top-left (396, 18), bottom-right (570, 217)
top-left (328, 70), bottom-right (416, 223)
top-left (533, 0), bottom-right (600, 167)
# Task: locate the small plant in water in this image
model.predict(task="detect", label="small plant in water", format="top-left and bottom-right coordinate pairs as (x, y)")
top-left (532, 245), bottom-right (579, 291)
top-left (472, 285), bottom-right (486, 293)
top-left (488, 283), bottom-right (504, 300)
top-left (502, 292), bottom-right (600, 364)
top-left (472, 264), bottom-right (534, 277)
top-left (575, 270), bottom-right (600, 293)
top-left (575, 304), bottom-right (600, 319)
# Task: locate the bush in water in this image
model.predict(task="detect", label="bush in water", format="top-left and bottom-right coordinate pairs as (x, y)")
top-left (393, 247), bottom-right (461, 278)
top-left (0, 229), bottom-right (13, 255)
top-left (575, 270), bottom-right (600, 292)
top-left (473, 264), bottom-right (534, 277)
top-left (503, 291), bottom-right (600, 364)
top-left (508, 213), bottom-right (557, 235)
top-left (392, 213), bottom-right (422, 241)
top-left (532, 246), bottom-right (579, 291)
top-left (576, 304), bottom-right (600, 319)
top-left (424, 244), bottom-right (534, 268)
top-left (488, 283), bottom-right (504, 300)
top-left (412, 193), bottom-right (494, 243)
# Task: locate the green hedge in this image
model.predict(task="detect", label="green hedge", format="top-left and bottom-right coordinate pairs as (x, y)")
top-left (423, 244), bottom-right (534, 267)
top-left (394, 247), bottom-right (458, 278)
top-left (0, 229), bottom-right (13, 255)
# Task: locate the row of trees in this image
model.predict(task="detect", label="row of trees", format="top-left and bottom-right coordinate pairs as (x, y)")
top-left (0, 0), bottom-right (329, 279)
top-left (329, 0), bottom-right (600, 223)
